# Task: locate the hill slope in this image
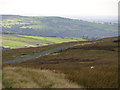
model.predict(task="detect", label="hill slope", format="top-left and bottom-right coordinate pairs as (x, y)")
top-left (1, 15), bottom-right (118, 39)
top-left (3, 37), bottom-right (119, 88)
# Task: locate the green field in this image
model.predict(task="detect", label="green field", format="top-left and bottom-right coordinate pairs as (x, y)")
top-left (2, 34), bottom-right (85, 48)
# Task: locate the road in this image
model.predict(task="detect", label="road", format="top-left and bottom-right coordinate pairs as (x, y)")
top-left (4, 37), bottom-right (117, 64)
top-left (4, 39), bottom-right (117, 64)
top-left (3, 42), bottom-right (98, 64)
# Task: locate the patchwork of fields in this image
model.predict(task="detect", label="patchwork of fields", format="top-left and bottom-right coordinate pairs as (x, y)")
top-left (2, 34), bottom-right (85, 48)
top-left (1, 15), bottom-right (118, 38)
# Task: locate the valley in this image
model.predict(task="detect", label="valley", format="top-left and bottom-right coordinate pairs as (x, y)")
top-left (1, 15), bottom-right (119, 89)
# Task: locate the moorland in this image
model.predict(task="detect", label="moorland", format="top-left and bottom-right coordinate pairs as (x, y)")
top-left (3, 37), bottom-right (119, 88)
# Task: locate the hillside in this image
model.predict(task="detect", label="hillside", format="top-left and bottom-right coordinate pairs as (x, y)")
top-left (3, 37), bottom-right (119, 88)
top-left (1, 15), bottom-right (118, 39)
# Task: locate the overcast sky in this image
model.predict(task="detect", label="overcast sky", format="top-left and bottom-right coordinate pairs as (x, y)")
top-left (0, 0), bottom-right (119, 18)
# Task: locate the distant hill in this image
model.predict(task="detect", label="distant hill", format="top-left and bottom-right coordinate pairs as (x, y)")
top-left (0, 15), bottom-right (118, 39)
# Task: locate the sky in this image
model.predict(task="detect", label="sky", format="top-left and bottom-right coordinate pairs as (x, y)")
top-left (0, 0), bottom-right (119, 18)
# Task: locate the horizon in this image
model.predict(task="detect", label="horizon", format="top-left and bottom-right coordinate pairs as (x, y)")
top-left (1, 14), bottom-right (118, 23)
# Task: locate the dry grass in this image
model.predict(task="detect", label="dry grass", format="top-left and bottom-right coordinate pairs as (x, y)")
top-left (0, 71), bottom-right (2, 89)
top-left (3, 37), bottom-right (119, 88)
top-left (3, 66), bottom-right (81, 88)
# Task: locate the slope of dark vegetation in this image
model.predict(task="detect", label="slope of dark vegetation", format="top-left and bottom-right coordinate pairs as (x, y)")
top-left (3, 37), bottom-right (119, 88)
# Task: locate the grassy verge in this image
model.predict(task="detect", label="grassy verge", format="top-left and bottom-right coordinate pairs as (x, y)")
top-left (3, 67), bottom-right (81, 88)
